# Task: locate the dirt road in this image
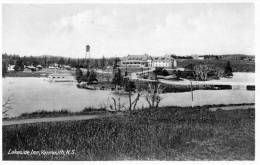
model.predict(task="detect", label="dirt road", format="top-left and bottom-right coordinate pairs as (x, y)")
top-left (3, 114), bottom-right (111, 126)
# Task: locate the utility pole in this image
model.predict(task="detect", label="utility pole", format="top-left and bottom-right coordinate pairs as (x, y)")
top-left (190, 81), bottom-right (194, 108)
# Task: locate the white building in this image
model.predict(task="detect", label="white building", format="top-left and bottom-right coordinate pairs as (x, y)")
top-left (151, 55), bottom-right (177, 68)
top-left (8, 65), bottom-right (15, 72)
top-left (121, 54), bottom-right (151, 68)
top-left (121, 54), bottom-right (177, 69)
top-left (193, 55), bottom-right (204, 60)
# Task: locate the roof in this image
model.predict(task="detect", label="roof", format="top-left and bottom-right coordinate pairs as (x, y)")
top-left (49, 73), bottom-right (72, 76)
top-left (122, 54), bottom-right (152, 61)
top-left (152, 55), bottom-right (173, 61)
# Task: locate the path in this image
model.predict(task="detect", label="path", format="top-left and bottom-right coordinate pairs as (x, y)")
top-left (3, 114), bottom-right (111, 126)
top-left (209, 105), bottom-right (255, 111)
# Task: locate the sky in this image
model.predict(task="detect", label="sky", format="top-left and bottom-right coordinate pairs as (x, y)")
top-left (2, 3), bottom-right (254, 58)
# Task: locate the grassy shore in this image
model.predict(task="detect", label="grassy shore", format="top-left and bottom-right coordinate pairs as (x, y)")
top-left (3, 107), bottom-right (108, 121)
top-left (3, 105), bottom-right (254, 160)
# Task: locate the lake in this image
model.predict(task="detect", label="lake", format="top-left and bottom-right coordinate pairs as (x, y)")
top-left (3, 73), bottom-right (255, 117)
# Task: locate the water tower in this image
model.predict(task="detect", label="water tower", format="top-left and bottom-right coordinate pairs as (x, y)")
top-left (85, 45), bottom-right (90, 68)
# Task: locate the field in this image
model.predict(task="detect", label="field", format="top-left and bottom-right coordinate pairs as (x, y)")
top-left (176, 59), bottom-right (255, 72)
top-left (3, 105), bottom-right (254, 160)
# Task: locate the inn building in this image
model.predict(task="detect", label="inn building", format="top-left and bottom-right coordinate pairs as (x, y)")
top-left (120, 54), bottom-right (152, 68)
top-left (120, 54), bottom-right (177, 69)
top-left (151, 55), bottom-right (177, 68)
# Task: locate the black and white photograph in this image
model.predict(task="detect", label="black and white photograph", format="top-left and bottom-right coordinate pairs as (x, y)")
top-left (1, 1), bottom-right (256, 161)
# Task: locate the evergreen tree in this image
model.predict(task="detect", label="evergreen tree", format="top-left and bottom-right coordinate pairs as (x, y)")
top-left (58, 57), bottom-right (65, 65)
top-left (112, 68), bottom-right (123, 86)
top-left (88, 70), bottom-right (98, 83)
top-left (101, 56), bottom-right (106, 69)
top-left (75, 67), bottom-right (83, 83)
top-left (2, 61), bottom-right (8, 77)
top-left (113, 58), bottom-right (120, 69)
top-left (14, 59), bottom-right (24, 71)
top-left (124, 78), bottom-right (136, 92)
top-left (81, 70), bottom-right (90, 82)
top-left (224, 61), bottom-right (233, 77)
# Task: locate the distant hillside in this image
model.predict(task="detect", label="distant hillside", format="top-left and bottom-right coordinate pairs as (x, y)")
top-left (219, 54), bottom-right (254, 60)
top-left (190, 54), bottom-right (255, 61)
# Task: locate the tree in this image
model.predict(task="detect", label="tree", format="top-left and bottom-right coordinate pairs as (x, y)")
top-left (143, 81), bottom-right (163, 108)
top-left (153, 67), bottom-right (169, 76)
top-left (113, 58), bottom-right (120, 69)
top-left (193, 64), bottom-right (214, 81)
top-left (124, 78), bottom-right (136, 92)
top-left (224, 61), bottom-right (233, 77)
top-left (112, 68), bottom-right (123, 87)
top-left (2, 96), bottom-right (13, 118)
top-left (75, 67), bottom-right (83, 83)
top-left (193, 64), bottom-right (224, 81)
top-left (101, 56), bottom-right (106, 69)
top-left (88, 70), bottom-right (98, 83)
top-left (14, 59), bottom-right (24, 71)
top-left (32, 60), bottom-right (39, 67)
top-left (124, 78), bottom-right (140, 111)
top-left (44, 56), bottom-right (48, 67)
top-left (80, 70), bottom-right (97, 83)
top-left (58, 57), bottom-right (65, 65)
top-left (2, 61), bottom-right (8, 77)
top-left (94, 59), bottom-right (99, 68)
top-left (81, 70), bottom-right (90, 82)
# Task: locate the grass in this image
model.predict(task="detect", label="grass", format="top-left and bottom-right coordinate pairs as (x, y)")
top-left (5, 68), bottom-right (74, 77)
top-left (2, 105), bottom-right (254, 160)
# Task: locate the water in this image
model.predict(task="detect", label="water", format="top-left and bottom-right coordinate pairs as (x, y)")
top-left (3, 73), bottom-right (255, 117)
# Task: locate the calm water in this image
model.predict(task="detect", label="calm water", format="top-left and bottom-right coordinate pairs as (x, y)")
top-left (3, 73), bottom-right (255, 117)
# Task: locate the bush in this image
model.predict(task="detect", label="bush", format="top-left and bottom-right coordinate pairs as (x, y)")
top-left (153, 67), bottom-right (169, 76)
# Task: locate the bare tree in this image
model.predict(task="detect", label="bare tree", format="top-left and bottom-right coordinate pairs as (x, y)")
top-left (131, 92), bottom-right (141, 111)
top-left (108, 97), bottom-right (127, 112)
top-left (143, 81), bottom-right (163, 108)
top-left (2, 96), bottom-right (13, 118)
top-left (127, 91), bottom-right (141, 111)
top-left (193, 64), bottom-right (220, 81)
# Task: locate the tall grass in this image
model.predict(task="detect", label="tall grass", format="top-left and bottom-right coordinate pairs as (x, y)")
top-left (3, 106), bottom-right (254, 160)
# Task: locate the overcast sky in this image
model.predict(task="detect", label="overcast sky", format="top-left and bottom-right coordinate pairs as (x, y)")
top-left (2, 3), bottom-right (254, 58)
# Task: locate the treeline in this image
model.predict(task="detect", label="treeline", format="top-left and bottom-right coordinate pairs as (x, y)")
top-left (170, 54), bottom-right (193, 59)
top-left (170, 54), bottom-right (254, 61)
top-left (2, 53), bottom-right (120, 69)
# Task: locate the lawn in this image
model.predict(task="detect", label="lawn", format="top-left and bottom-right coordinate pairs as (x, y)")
top-left (2, 106), bottom-right (254, 160)
top-left (5, 68), bottom-right (74, 77)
